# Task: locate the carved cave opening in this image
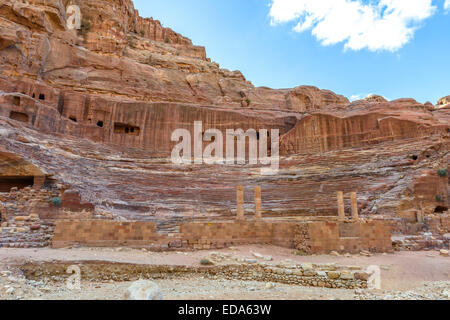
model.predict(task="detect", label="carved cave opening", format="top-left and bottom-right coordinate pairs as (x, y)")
top-left (69, 116), bottom-right (77, 123)
top-left (9, 111), bottom-right (29, 123)
top-left (114, 123), bottom-right (140, 136)
top-left (434, 206), bottom-right (448, 213)
top-left (39, 94), bottom-right (45, 100)
top-left (97, 121), bottom-right (104, 128)
top-left (283, 116), bottom-right (298, 134)
top-left (0, 176), bottom-right (34, 192)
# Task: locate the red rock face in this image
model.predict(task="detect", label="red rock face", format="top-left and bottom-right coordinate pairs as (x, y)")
top-left (0, 0), bottom-right (449, 232)
top-left (280, 101), bottom-right (448, 155)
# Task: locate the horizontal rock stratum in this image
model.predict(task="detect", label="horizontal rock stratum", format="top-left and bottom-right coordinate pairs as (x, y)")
top-left (0, 0), bottom-right (448, 234)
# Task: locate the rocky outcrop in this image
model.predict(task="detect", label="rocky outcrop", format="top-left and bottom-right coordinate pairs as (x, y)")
top-left (437, 96), bottom-right (450, 108)
top-left (285, 86), bottom-right (349, 112)
top-left (363, 95), bottom-right (387, 103)
top-left (280, 100), bottom-right (448, 155)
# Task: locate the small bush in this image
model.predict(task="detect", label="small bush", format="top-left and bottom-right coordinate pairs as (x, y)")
top-left (436, 195), bottom-right (443, 202)
top-left (200, 258), bottom-right (213, 266)
top-left (246, 98), bottom-right (251, 106)
top-left (51, 197), bottom-right (62, 207)
top-left (437, 169), bottom-right (448, 177)
top-left (80, 19), bottom-right (91, 38)
top-left (292, 250), bottom-right (309, 256)
top-left (140, 30), bottom-right (145, 37)
top-left (127, 36), bottom-right (136, 47)
top-left (165, 37), bottom-right (170, 44)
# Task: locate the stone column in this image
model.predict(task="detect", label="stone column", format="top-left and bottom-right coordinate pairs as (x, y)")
top-left (33, 176), bottom-right (45, 190)
top-left (417, 202), bottom-right (424, 223)
top-left (416, 211), bottom-right (423, 223)
top-left (351, 192), bottom-right (359, 221)
top-left (337, 191), bottom-right (345, 221)
top-left (255, 186), bottom-right (262, 219)
top-left (237, 186), bottom-right (244, 221)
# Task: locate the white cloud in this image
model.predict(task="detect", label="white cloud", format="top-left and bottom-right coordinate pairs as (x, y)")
top-left (445, 0), bottom-right (450, 10)
top-left (350, 93), bottom-right (391, 101)
top-left (350, 94), bottom-right (364, 101)
top-left (269, 0), bottom-right (437, 51)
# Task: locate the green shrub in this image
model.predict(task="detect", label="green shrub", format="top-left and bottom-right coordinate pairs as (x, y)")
top-left (200, 258), bottom-right (213, 266)
top-left (51, 197), bottom-right (62, 206)
top-left (127, 36), bottom-right (136, 47)
top-left (437, 169), bottom-right (448, 177)
top-left (436, 195), bottom-right (443, 202)
top-left (246, 98), bottom-right (251, 106)
top-left (165, 37), bottom-right (170, 44)
top-left (80, 19), bottom-right (91, 37)
top-left (292, 250), bottom-right (309, 256)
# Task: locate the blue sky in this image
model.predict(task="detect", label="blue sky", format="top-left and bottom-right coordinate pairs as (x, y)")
top-left (134, 0), bottom-right (450, 104)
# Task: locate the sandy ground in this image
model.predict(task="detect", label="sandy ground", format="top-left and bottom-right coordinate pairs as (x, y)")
top-left (0, 245), bottom-right (449, 300)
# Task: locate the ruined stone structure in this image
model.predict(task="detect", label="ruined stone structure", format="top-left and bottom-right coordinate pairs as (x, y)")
top-left (21, 261), bottom-right (373, 290)
top-left (51, 219), bottom-right (392, 255)
top-left (0, 0), bottom-right (449, 252)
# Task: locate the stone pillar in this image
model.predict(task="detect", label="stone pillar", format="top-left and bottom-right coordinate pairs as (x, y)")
top-left (416, 211), bottom-right (423, 223)
top-left (33, 176), bottom-right (45, 190)
top-left (337, 191), bottom-right (345, 221)
top-left (255, 186), bottom-right (262, 219)
top-left (351, 192), bottom-right (359, 221)
top-left (237, 186), bottom-right (244, 221)
top-left (417, 202), bottom-right (424, 223)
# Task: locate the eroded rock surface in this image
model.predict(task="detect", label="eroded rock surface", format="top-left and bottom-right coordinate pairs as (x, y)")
top-left (437, 96), bottom-right (450, 108)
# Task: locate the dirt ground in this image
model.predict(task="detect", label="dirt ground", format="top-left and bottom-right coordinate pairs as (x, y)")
top-left (0, 245), bottom-right (449, 300)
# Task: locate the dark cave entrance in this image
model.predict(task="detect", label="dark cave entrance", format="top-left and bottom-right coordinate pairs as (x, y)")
top-left (114, 123), bottom-right (140, 136)
top-left (0, 176), bottom-right (34, 192)
top-left (9, 111), bottom-right (29, 123)
top-left (434, 206), bottom-right (449, 213)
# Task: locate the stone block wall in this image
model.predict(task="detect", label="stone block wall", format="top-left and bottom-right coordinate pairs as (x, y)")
top-left (296, 221), bottom-right (392, 254)
top-left (0, 213), bottom-right (53, 248)
top-left (21, 261), bottom-right (371, 290)
top-left (53, 221), bottom-right (279, 249)
top-left (0, 187), bottom-right (60, 248)
top-left (180, 222), bottom-right (273, 250)
top-left (0, 187), bottom-right (94, 248)
top-left (52, 220), bottom-right (162, 248)
top-left (271, 222), bottom-right (297, 248)
top-left (51, 219), bottom-right (393, 253)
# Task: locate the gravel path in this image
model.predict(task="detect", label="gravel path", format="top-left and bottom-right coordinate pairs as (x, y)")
top-left (0, 246), bottom-right (449, 300)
